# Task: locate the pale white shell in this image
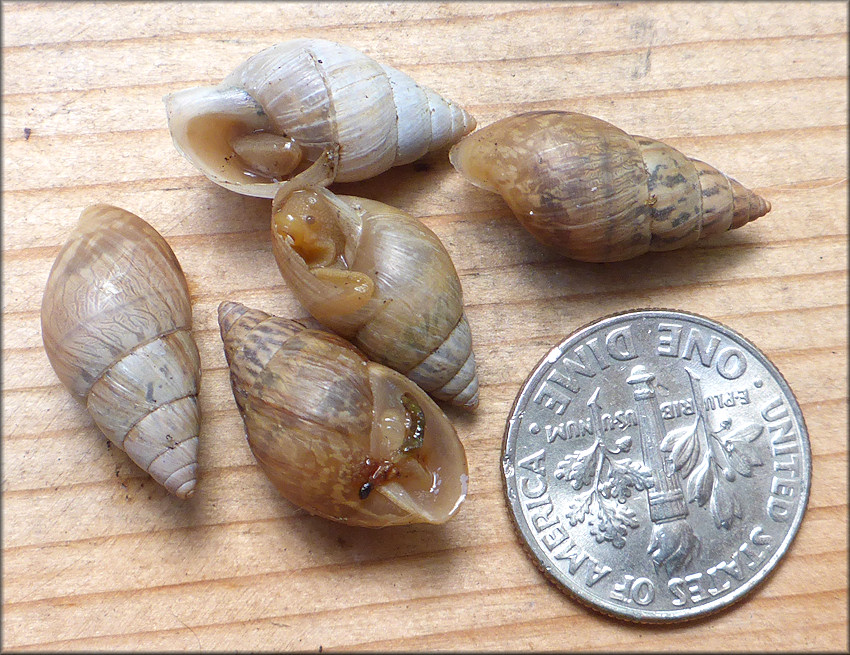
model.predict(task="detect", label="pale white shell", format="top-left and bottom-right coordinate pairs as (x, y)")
top-left (41, 205), bottom-right (201, 498)
top-left (164, 38), bottom-right (476, 197)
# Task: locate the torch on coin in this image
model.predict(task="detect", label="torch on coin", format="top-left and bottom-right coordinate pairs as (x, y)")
top-left (624, 365), bottom-right (699, 575)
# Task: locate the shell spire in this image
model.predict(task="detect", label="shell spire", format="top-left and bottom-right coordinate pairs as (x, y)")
top-left (449, 110), bottom-right (771, 262)
top-left (41, 205), bottom-right (201, 498)
top-left (218, 301), bottom-right (469, 527)
top-left (164, 38), bottom-right (475, 198)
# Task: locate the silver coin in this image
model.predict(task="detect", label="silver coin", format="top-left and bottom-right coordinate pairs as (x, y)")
top-left (502, 309), bottom-right (811, 622)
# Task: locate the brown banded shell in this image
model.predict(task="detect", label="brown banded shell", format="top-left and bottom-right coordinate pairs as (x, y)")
top-left (164, 38), bottom-right (476, 197)
top-left (449, 110), bottom-right (771, 262)
top-left (41, 205), bottom-right (201, 498)
top-left (218, 301), bottom-right (469, 527)
top-left (269, 152), bottom-right (479, 409)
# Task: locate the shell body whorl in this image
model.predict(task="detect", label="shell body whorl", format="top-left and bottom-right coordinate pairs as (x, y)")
top-left (164, 38), bottom-right (476, 197)
top-left (270, 175), bottom-right (479, 409)
top-left (449, 110), bottom-right (771, 262)
top-left (41, 205), bottom-right (201, 498)
top-left (218, 301), bottom-right (469, 527)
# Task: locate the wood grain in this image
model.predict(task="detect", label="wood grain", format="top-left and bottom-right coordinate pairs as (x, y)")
top-left (2, 1), bottom-right (847, 651)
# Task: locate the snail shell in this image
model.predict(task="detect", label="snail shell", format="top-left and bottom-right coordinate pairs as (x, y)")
top-left (218, 301), bottom-right (469, 527)
top-left (449, 110), bottom-right (772, 262)
top-left (41, 205), bottom-right (201, 498)
top-left (164, 38), bottom-right (476, 197)
top-left (270, 152), bottom-right (479, 409)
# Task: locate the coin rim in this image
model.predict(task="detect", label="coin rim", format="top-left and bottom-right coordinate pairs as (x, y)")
top-left (501, 308), bottom-right (812, 623)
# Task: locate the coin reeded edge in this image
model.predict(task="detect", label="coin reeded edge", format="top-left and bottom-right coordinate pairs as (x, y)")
top-left (500, 307), bottom-right (812, 623)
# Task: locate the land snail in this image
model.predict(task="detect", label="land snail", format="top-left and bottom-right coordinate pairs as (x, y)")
top-left (218, 301), bottom-right (469, 527)
top-left (41, 205), bottom-right (201, 498)
top-left (449, 110), bottom-right (772, 263)
top-left (164, 38), bottom-right (476, 198)
top-left (269, 149), bottom-right (480, 409)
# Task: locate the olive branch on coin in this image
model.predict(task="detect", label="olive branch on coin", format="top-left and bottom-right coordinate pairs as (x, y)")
top-left (660, 369), bottom-right (765, 530)
top-left (554, 388), bottom-right (653, 549)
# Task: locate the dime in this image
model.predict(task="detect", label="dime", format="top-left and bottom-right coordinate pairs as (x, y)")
top-left (502, 309), bottom-right (811, 622)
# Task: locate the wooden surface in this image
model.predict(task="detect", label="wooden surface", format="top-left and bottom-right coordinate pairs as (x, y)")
top-left (2, 1), bottom-right (847, 651)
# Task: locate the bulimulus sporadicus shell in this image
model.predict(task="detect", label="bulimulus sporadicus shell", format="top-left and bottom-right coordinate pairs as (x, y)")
top-left (218, 301), bottom-right (469, 527)
top-left (165, 38), bottom-right (476, 197)
top-left (270, 150), bottom-right (479, 409)
top-left (41, 205), bottom-right (201, 498)
top-left (449, 110), bottom-right (772, 262)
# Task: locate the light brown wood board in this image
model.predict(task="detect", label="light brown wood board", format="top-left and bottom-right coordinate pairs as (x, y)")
top-left (2, 1), bottom-right (847, 651)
